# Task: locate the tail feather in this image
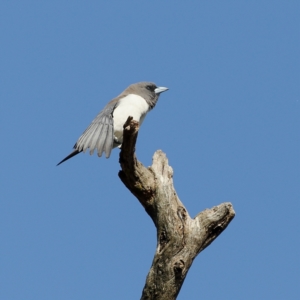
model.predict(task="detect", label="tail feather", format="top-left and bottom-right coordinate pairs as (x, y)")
top-left (57, 149), bottom-right (81, 166)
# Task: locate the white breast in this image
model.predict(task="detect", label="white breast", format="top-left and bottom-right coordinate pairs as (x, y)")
top-left (113, 94), bottom-right (149, 142)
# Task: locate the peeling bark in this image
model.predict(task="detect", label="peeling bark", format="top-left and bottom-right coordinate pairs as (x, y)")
top-left (119, 117), bottom-right (235, 300)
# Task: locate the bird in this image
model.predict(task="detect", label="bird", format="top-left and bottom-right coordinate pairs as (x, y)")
top-left (57, 82), bottom-right (169, 166)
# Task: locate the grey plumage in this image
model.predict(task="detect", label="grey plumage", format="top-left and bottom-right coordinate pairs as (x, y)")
top-left (57, 82), bottom-right (168, 166)
top-left (75, 104), bottom-right (116, 157)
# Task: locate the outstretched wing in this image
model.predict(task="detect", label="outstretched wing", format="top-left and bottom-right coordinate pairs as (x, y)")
top-left (74, 102), bottom-right (117, 158)
top-left (57, 98), bottom-right (122, 166)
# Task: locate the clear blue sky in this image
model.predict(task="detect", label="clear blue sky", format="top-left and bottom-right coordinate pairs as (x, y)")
top-left (1, 1), bottom-right (299, 299)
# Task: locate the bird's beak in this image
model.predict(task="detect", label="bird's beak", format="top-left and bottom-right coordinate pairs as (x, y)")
top-left (154, 86), bottom-right (169, 94)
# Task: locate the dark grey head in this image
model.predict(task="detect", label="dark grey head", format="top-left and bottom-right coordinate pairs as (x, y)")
top-left (123, 82), bottom-right (169, 109)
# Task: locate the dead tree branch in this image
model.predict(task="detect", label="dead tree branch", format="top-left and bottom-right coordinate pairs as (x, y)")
top-left (118, 117), bottom-right (235, 300)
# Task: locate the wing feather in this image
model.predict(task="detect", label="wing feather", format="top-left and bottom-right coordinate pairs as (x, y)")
top-left (104, 120), bottom-right (114, 158)
top-left (96, 124), bottom-right (108, 156)
top-left (82, 123), bottom-right (101, 153)
top-left (74, 102), bottom-right (117, 158)
top-left (89, 123), bottom-right (103, 155)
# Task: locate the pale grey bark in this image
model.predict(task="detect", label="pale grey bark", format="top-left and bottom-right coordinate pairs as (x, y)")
top-left (119, 117), bottom-right (235, 300)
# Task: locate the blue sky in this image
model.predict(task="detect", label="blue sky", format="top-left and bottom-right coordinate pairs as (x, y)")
top-left (1, 1), bottom-right (299, 299)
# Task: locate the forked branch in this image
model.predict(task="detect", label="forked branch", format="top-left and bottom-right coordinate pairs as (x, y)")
top-left (119, 117), bottom-right (235, 300)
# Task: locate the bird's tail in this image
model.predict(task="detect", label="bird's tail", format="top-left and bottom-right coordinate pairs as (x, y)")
top-left (57, 149), bottom-right (81, 166)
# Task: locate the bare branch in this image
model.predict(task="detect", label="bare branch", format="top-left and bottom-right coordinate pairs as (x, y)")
top-left (118, 117), bottom-right (235, 300)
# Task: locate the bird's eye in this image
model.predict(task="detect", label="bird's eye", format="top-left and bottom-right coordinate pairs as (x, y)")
top-left (146, 85), bottom-right (155, 91)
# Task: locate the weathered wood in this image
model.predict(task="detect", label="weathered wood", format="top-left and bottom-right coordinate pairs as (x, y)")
top-left (119, 117), bottom-right (235, 300)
